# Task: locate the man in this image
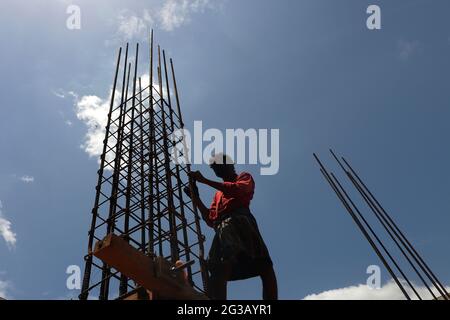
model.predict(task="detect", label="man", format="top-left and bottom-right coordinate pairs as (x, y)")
top-left (184, 153), bottom-right (278, 300)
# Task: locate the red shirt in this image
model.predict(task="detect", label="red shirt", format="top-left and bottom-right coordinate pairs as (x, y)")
top-left (207, 172), bottom-right (255, 227)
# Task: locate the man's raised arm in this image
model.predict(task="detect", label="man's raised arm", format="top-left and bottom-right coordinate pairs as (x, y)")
top-left (183, 182), bottom-right (212, 227)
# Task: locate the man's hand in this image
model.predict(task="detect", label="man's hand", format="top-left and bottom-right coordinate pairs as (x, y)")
top-left (183, 183), bottom-right (199, 199)
top-left (188, 171), bottom-right (207, 184)
top-left (188, 170), bottom-right (227, 194)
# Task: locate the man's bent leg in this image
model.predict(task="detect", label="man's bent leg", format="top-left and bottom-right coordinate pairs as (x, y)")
top-left (208, 262), bottom-right (232, 300)
top-left (260, 265), bottom-right (278, 300)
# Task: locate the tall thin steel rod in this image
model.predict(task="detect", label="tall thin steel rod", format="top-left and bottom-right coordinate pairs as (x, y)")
top-left (108, 61), bottom-right (131, 299)
top-left (341, 156), bottom-right (449, 299)
top-left (148, 32), bottom-right (163, 257)
top-left (170, 59), bottom-right (184, 128)
top-left (80, 47), bottom-right (122, 300)
top-left (100, 47), bottom-right (130, 301)
top-left (170, 58), bottom-right (208, 291)
top-left (138, 77), bottom-right (146, 252)
top-left (329, 150), bottom-right (436, 298)
top-left (120, 43), bottom-right (139, 295)
top-left (330, 171), bottom-right (419, 299)
top-left (163, 50), bottom-right (193, 282)
top-left (157, 45), bottom-right (179, 262)
top-left (147, 29), bottom-right (155, 258)
top-left (153, 115), bottom-right (163, 257)
top-left (314, 153), bottom-right (411, 300)
top-left (351, 173), bottom-right (436, 298)
top-left (108, 43), bottom-right (129, 234)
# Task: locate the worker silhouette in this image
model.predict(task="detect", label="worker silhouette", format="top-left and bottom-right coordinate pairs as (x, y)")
top-left (184, 153), bottom-right (278, 300)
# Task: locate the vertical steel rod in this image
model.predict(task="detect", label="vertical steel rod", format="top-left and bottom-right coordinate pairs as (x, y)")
top-left (157, 45), bottom-right (179, 262)
top-left (147, 29), bottom-right (155, 258)
top-left (119, 43), bottom-right (139, 296)
top-left (138, 77), bottom-right (146, 252)
top-left (80, 47), bottom-right (122, 300)
top-left (163, 50), bottom-right (193, 282)
top-left (170, 58), bottom-right (208, 291)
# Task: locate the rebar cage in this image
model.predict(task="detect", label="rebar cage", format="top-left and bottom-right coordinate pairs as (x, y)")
top-left (79, 32), bottom-right (208, 300)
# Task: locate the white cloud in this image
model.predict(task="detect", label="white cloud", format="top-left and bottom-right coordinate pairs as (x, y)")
top-left (0, 201), bottom-right (17, 249)
top-left (52, 90), bottom-right (77, 127)
top-left (74, 74), bottom-right (170, 159)
top-left (52, 89), bottom-right (78, 100)
top-left (116, 9), bottom-right (154, 40)
top-left (0, 279), bottom-right (11, 299)
top-left (75, 94), bottom-right (111, 158)
top-left (52, 90), bottom-right (66, 99)
top-left (19, 175), bottom-right (34, 183)
top-left (303, 279), bottom-right (450, 300)
top-left (114, 0), bottom-right (219, 40)
top-left (159, 0), bottom-right (212, 31)
top-left (397, 40), bottom-right (421, 61)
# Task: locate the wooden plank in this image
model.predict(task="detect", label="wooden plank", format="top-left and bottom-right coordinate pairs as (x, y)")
top-left (93, 234), bottom-right (207, 300)
top-left (119, 287), bottom-right (152, 300)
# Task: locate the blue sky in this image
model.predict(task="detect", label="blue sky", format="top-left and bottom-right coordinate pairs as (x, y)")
top-left (0, 0), bottom-right (450, 299)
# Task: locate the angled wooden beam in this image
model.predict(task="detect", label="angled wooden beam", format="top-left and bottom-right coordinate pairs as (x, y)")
top-left (93, 234), bottom-right (208, 300)
top-left (118, 287), bottom-right (152, 300)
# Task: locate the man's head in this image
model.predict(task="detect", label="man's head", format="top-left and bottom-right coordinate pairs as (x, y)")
top-left (209, 153), bottom-right (236, 179)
